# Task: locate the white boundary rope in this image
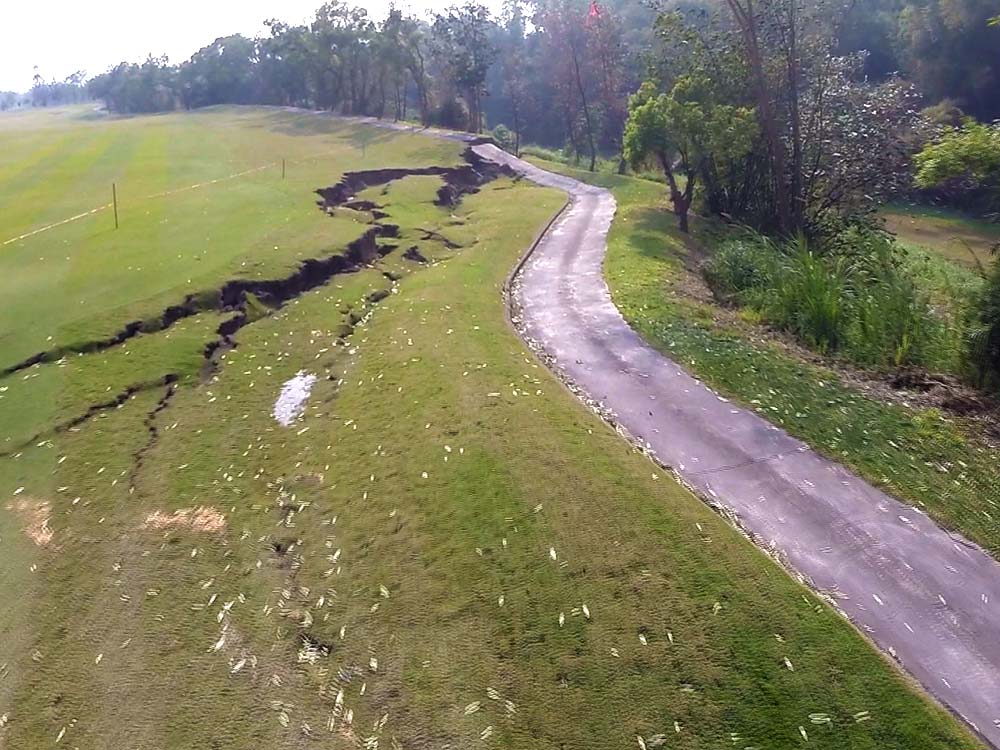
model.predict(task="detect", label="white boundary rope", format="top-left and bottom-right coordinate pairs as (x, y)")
top-left (0, 123), bottom-right (416, 249)
top-left (2, 204), bottom-right (112, 247)
top-left (1, 161), bottom-right (283, 247)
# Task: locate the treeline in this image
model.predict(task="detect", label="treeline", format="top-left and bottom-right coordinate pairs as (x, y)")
top-left (0, 92), bottom-right (24, 111)
top-left (838, 0), bottom-right (1000, 121)
top-left (81, 0), bottom-right (998, 168)
top-left (18, 70), bottom-right (90, 109)
top-left (87, 0), bottom-right (641, 163)
top-left (626, 0), bottom-right (937, 237)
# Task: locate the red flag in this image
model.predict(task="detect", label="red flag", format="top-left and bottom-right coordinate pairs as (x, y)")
top-left (588, 0), bottom-right (601, 19)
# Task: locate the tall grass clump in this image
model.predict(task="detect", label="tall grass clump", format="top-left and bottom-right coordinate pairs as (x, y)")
top-left (968, 253), bottom-right (1000, 389)
top-left (704, 229), bottom-right (953, 370)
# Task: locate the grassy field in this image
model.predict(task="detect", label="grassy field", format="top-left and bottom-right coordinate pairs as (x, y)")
top-left (524, 158), bottom-right (1000, 560)
top-left (0, 107), bottom-right (982, 749)
top-left (883, 203), bottom-right (1000, 270)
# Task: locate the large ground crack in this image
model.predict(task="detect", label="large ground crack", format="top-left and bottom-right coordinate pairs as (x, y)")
top-left (4, 148), bottom-right (508, 379)
top-left (129, 377), bottom-right (179, 491)
top-left (0, 374), bottom-right (178, 459)
top-left (314, 147), bottom-right (515, 211)
top-left (2, 224), bottom-right (399, 377)
top-left (3, 145), bottom-right (512, 489)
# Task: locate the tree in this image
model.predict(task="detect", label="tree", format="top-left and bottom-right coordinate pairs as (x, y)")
top-left (586, 1), bottom-right (629, 171)
top-left (915, 121), bottom-right (1000, 195)
top-left (895, 0), bottom-right (1000, 121)
top-left (432, 4), bottom-right (497, 133)
top-left (257, 21), bottom-right (312, 107)
top-left (89, 57), bottom-right (176, 114)
top-left (915, 120), bottom-right (1000, 214)
top-left (536, 0), bottom-right (599, 170)
top-left (722, 0), bottom-right (793, 232)
top-left (179, 35), bottom-right (257, 109)
top-left (623, 78), bottom-right (756, 232)
top-left (498, 0), bottom-right (530, 154)
top-left (651, 2), bottom-right (926, 236)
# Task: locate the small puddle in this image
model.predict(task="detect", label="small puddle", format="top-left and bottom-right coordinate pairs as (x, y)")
top-left (273, 372), bottom-right (318, 426)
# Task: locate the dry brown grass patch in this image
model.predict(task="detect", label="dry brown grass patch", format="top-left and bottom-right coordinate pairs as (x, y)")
top-left (6, 498), bottom-right (53, 547)
top-left (141, 506), bottom-right (226, 533)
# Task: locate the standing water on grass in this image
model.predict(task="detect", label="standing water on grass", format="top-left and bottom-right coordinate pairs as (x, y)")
top-left (272, 371), bottom-right (318, 426)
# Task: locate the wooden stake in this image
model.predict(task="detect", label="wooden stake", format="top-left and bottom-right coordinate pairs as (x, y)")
top-left (282, 159), bottom-right (286, 179)
top-left (112, 183), bottom-right (119, 229)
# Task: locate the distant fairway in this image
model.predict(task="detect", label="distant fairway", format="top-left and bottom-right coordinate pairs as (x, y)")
top-left (0, 106), bottom-right (460, 371)
top-left (0, 107), bottom-right (981, 749)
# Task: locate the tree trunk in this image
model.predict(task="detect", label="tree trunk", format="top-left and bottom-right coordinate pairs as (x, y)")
top-left (511, 95), bottom-right (521, 156)
top-left (658, 152), bottom-right (693, 233)
top-left (676, 204), bottom-right (690, 233)
top-left (786, 0), bottom-right (803, 229)
top-left (726, 0), bottom-right (791, 234)
top-left (564, 103), bottom-right (581, 161)
top-left (570, 42), bottom-right (597, 172)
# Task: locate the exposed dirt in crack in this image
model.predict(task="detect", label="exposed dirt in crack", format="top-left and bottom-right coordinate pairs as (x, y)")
top-left (0, 374), bottom-right (179, 459)
top-left (129, 377), bottom-right (180, 491)
top-left (314, 146), bottom-right (515, 212)
top-left (3, 145), bottom-right (509, 492)
top-left (4, 147), bottom-right (505, 379)
top-left (418, 228), bottom-right (461, 249)
top-left (403, 246), bottom-right (428, 263)
top-left (2, 224), bottom-right (400, 378)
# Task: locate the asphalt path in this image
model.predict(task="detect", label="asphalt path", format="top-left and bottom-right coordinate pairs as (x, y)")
top-left (473, 143), bottom-right (1000, 747)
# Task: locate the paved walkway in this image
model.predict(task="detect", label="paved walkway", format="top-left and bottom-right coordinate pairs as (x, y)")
top-left (474, 143), bottom-right (1000, 747)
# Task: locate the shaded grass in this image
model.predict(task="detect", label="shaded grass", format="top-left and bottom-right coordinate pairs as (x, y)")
top-left (0, 113), bottom-right (981, 749)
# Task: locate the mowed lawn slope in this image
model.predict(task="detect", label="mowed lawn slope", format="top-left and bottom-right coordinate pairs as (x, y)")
top-left (0, 108), bottom-right (980, 749)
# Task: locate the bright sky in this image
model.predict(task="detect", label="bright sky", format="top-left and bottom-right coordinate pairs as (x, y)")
top-left (2, 0), bottom-right (493, 93)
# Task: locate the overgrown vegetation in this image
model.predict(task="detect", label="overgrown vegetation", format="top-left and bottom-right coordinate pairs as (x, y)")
top-left (969, 259), bottom-right (1000, 388)
top-left (913, 120), bottom-right (1000, 384)
top-left (915, 120), bottom-right (1000, 217)
top-left (704, 231), bottom-right (954, 371)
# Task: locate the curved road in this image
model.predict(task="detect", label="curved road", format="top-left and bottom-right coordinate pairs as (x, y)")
top-left (473, 143), bottom-right (1000, 747)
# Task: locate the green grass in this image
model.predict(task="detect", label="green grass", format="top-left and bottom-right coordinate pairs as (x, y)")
top-left (0, 105), bottom-right (461, 372)
top-left (0, 108), bottom-right (982, 749)
top-left (526, 156), bottom-right (1000, 560)
top-left (883, 203), bottom-right (1000, 270)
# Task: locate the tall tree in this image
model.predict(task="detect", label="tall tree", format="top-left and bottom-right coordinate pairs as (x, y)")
top-left (536, 0), bottom-right (599, 170)
top-left (624, 78), bottom-right (756, 232)
top-left (498, 0), bottom-right (530, 154)
top-left (432, 3), bottom-right (498, 133)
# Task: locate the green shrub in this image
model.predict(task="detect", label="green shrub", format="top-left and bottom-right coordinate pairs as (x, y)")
top-left (430, 97), bottom-right (468, 130)
top-left (518, 144), bottom-right (568, 163)
top-left (491, 123), bottom-right (515, 153)
top-left (846, 274), bottom-right (939, 367)
top-left (703, 236), bottom-right (778, 302)
top-left (968, 256), bottom-right (1000, 388)
top-left (768, 244), bottom-right (848, 354)
top-left (703, 229), bottom-right (955, 370)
